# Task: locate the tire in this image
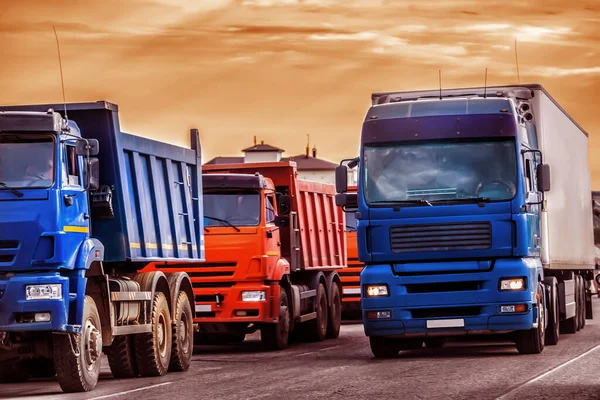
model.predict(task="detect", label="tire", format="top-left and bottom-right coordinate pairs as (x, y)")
top-left (305, 283), bottom-right (328, 342)
top-left (54, 295), bottom-right (103, 392)
top-left (169, 291), bottom-right (194, 372)
top-left (516, 283), bottom-right (545, 354)
top-left (106, 335), bottom-right (138, 378)
top-left (575, 276), bottom-right (582, 331)
top-left (369, 336), bottom-right (400, 358)
top-left (134, 291), bottom-right (172, 377)
top-left (326, 281), bottom-right (342, 339)
top-left (424, 338), bottom-right (445, 349)
top-left (578, 275), bottom-right (586, 330)
top-left (261, 287), bottom-right (290, 350)
top-left (544, 277), bottom-right (560, 346)
top-left (0, 360), bottom-right (31, 383)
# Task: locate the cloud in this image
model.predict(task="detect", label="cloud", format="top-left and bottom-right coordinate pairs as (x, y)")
top-left (532, 66), bottom-right (600, 77)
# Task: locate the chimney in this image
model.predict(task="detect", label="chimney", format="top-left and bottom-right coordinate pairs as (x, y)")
top-left (312, 146), bottom-right (317, 158)
top-left (261, 140), bottom-right (264, 145)
top-left (254, 136), bottom-right (257, 145)
top-left (305, 133), bottom-right (310, 158)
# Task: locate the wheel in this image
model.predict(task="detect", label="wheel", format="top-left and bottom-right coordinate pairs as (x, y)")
top-left (134, 291), bottom-right (172, 376)
top-left (575, 276), bottom-right (582, 331)
top-left (169, 291), bottom-right (194, 372)
top-left (578, 275), bottom-right (586, 330)
top-left (544, 277), bottom-right (560, 346)
top-left (305, 283), bottom-right (328, 342)
top-left (54, 295), bottom-right (102, 392)
top-left (0, 359), bottom-right (31, 383)
top-left (106, 335), bottom-right (138, 378)
top-left (369, 336), bottom-right (400, 358)
top-left (28, 358), bottom-right (56, 379)
top-left (326, 281), bottom-right (342, 339)
top-left (424, 338), bottom-right (445, 348)
top-left (261, 287), bottom-right (290, 350)
top-left (516, 283), bottom-right (545, 354)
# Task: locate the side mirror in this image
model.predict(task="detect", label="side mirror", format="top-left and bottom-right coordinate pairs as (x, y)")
top-left (274, 215), bottom-right (289, 227)
top-left (85, 158), bottom-right (100, 191)
top-left (76, 139), bottom-right (99, 157)
top-left (279, 194), bottom-right (291, 215)
top-left (335, 165), bottom-right (348, 193)
top-left (537, 164), bottom-right (551, 192)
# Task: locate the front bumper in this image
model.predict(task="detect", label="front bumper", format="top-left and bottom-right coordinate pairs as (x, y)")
top-left (0, 273), bottom-right (71, 332)
top-left (194, 283), bottom-right (275, 324)
top-left (361, 258), bottom-right (541, 338)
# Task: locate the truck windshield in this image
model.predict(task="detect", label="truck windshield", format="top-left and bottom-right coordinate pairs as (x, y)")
top-left (363, 139), bottom-right (517, 204)
top-left (0, 134), bottom-right (55, 189)
top-left (204, 191), bottom-right (261, 227)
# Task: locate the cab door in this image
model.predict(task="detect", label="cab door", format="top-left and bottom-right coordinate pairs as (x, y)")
top-left (60, 142), bottom-right (90, 241)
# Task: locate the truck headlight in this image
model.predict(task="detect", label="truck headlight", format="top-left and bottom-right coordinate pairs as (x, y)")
top-left (241, 291), bottom-right (266, 302)
top-left (499, 278), bottom-right (526, 291)
top-left (364, 284), bottom-right (389, 297)
top-left (25, 284), bottom-right (62, 300)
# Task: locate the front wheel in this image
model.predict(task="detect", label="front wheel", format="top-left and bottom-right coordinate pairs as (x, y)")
top-left (369, 336), bottom-right (400, 358)
top-left (54, 295), bottom-right (103, 392)
top-left (516, 283), bottom-right (545, 354)
top-left (261, 287), bottom-right (290, 350)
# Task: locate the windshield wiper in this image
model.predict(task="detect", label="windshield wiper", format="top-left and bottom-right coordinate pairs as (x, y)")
top-left (0, 182), bottom-right (24, 198)
top-left (204, 216), bottom-right (241, 232)
top-left (346, 225), bottom-right (357, 231)
top-left (372, 199), bottom-right (433, 207)
top-left (436, 197), bottom-right (490, 206)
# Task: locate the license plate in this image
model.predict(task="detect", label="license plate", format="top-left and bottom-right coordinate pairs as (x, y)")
top-left (343, 288), bottom-right (361, 295)
top-left (195, 304), bottom-right (212, 312)
top-left (426, 318), bottom-right (464, 328)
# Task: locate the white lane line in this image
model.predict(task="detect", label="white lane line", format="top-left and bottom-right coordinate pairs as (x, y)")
top-left (89, 382), bottom-right (173, 400)
top-left (496, 343), bottom-right (600, 400)
top-left (297, 345), bottom-right (344, 357)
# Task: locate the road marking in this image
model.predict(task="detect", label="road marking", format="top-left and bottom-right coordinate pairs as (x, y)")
top-left (496, 343), bottom-right (600, 399)
top-left (88, 382), bottom-right (173, 400)
top-left (297, 345), bottom-right (343, 357)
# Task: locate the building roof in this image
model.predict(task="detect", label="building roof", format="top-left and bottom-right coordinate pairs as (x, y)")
top-left (241, 143), bottom-right (284, 153)
top-left (283, 154), bottom-right (337, 171)
top-left (204, 156), bottom-right (244, 165)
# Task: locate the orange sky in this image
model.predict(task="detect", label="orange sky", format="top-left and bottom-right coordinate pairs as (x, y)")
top-left (1, 0), bottom-right (600, 186)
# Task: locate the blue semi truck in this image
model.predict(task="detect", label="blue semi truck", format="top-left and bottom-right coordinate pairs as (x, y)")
top-left (0, 101), bottom-right (204, 391)
top-left (335, 84), bottom-right (595, 357)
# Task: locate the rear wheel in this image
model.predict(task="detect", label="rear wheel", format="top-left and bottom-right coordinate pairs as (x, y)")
top-left (424, 338), bottom-right (445, 349)
top-left (106, 335), bottom-right (138, 379)
top-left (544, 277), bottom-right (560, 346)
top-left (134, 292), bottom-right (172, 376)
top-left (326, 282), bottom-right (342, 339)
top-left (169, 291), bottom-right (194, 372)
top-left (54, 296), bottom-right (102, 392)
top-left (577, 275), bottom-right (586, 330)
top-left (261, 287), bottom-right (290, 350)
top-left (575, 276), bottom-right (582, 331)
top-left (516, 283), bottom-right (545, 354)
top-left (305, 283), bottom-right (328, 342)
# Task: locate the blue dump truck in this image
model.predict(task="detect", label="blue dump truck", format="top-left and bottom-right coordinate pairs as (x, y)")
top-left (335, 84), bottom-right (595, 357)
top-left (0, 101), bottom-right (204, 391)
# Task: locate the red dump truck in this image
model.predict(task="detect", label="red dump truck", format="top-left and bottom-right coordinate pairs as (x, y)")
top-left (149, 161), bottom-right (347, 349)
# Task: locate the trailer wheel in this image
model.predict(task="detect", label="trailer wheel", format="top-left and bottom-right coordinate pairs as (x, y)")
top-left (369, 337), bottom-right (400, 358)
top-left (106, 335), bottom-right (138, 378)
top-left (54, 296), bottom-right (102, 392)
top-left (134, 291), bottom-right (172, 376)
top-left (305, 283), bottom-right (328, 342)
top-left (261, 287), bottom-right (290, 350)
top-left (544, 277), bottom-right (560, 346)
top-left (577, 275), bottom-right (586, 330)
top-left (326, 281), bottom-right (342, 339)
top-left (0, 360), bottom-right (30, 383)
top-left (516, 283), bottom-right (545, 354)
top-left (169, 291), bottom-right (194, 372)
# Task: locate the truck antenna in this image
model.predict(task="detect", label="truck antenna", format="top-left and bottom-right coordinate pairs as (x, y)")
top-left (52, 25), bottom-right (68, 122)
top-left (514, 38), bottom-right (521, 85)
top-left (483, 68), bottom-right (488, 98)
top-left (438, 70), bottom-right (442, 100)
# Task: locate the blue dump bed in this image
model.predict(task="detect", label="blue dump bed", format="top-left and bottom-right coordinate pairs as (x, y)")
top-left (0, 101), bottom-right (204, 264)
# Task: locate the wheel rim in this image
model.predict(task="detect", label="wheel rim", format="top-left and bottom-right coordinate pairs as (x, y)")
top-left (180, 311), bottom-right (190, 355)
top-left (318, 292), bottom-right (327, 332)
top-left (158, 313), bottom-right (167, 358)
top-left (83, 317), bottom-right (102, 371)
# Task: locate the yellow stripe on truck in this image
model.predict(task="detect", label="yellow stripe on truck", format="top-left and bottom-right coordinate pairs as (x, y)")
top-left (63, 226), bottom-right (89, 233)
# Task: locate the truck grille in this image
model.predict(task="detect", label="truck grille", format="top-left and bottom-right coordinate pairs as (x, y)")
top-left (390, 222), bottom-right (491, 253)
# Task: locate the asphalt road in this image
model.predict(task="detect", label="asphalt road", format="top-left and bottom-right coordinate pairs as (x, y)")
top-left (3, 299), bottom-right (600, 400)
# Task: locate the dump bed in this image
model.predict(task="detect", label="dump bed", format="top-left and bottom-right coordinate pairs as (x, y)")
top-left (529, 88), bottom-right (595, 269)
top-left (203, 161), bottom-right (346, 271)
top-left (0, 101), bottom-right (205, 264)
